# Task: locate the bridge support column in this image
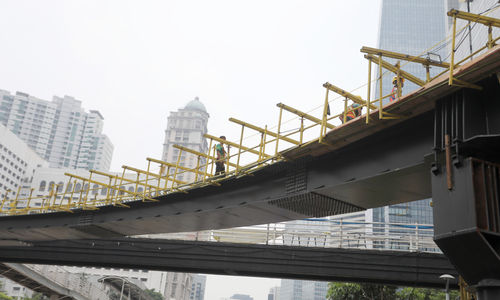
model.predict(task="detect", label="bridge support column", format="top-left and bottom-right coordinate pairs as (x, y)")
top-left (432, 76), bottom-right (500, 299)
top-left (432, 158), bottom-right (500, 299)
top-left (476, 280), bottom-right (500, 300)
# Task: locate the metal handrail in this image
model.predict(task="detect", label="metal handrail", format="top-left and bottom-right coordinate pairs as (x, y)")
top-left (146, 219), bottom-right (440, 253)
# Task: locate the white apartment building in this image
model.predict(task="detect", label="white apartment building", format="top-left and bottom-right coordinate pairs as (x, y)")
top-left (0, 90), bottom-right (113, 171)
top-left (0, 124), bottom-right (48, 202)
top-left (162, 97), bottom-right (209, 183)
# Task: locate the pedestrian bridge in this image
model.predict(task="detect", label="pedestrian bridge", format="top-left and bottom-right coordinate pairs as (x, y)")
top-left (0, 10), bottom-right (500, 242)
top-left (0, 40), bottom-right (498, 242)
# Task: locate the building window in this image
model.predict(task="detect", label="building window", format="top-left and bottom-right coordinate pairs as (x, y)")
top-left (57, 181), bottom-right (64, 192)
top-left (39, 181), bottom-right (46, 192)
top-left (48, 181), bottom-right (55, 192)
top-left (92, 184), bottom-right (99, 195)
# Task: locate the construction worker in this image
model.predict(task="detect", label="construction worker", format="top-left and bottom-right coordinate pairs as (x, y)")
top-left (339, 103), bottom-right (362, 123)
top-left (215, 136), bottom-right (227, 175)
top-left (389, 76), bottom-right (405, 102)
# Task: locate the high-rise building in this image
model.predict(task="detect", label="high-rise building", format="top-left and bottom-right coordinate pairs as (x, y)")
top-left (0, 90), bottom-right (113, 171)
top-left (368, 0), bottom-right (446, 235)
top-left (268, 286), bottom-right (280, 300)
top-left (279, 279), bottom-right (327, 300)
top-left (375, 0), bottom-right (447, 97)
top-left (162, 97), bottom-right (209, 183)
top-left (190, 274), bottom-right (206, 300)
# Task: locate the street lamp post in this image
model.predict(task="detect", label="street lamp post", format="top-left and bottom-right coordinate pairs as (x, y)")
top-left (440, 274), bottom-right (455, 300)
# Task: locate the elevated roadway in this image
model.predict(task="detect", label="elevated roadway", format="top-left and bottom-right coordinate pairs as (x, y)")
top-left (0, 237), bottom-right (458, 289)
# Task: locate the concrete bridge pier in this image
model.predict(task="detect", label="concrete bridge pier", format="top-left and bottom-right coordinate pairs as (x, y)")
top-left (432, 75), bottom-right (500, 299)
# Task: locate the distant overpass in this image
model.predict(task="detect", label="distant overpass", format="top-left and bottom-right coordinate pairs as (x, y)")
top-left (0, 237), bottom-right (458, 289)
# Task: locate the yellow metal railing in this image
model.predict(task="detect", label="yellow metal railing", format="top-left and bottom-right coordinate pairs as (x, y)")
top-left (2, 9), bottom-right (499, 216)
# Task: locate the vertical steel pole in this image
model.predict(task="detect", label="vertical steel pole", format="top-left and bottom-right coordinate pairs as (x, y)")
top-left (449, 16), bottom-right (457, 86)
top-left (275, 107), bottom-right (283, 157)
top-left (203, 139), bottom-right (213, 182)
top-left (378, 55), bottom-right (383, 119)
top-left (236, 126), bottom-right (244, 174)
top-left (320, 88), bottom-right (329, 143)
top-left (366, 59), bottom-right (372, 124)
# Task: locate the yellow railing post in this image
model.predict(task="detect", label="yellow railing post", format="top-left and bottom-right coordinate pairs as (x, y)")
top-left (343, 96), bottom-right (348, 124)
top-left (203, 139), bottom-right (213, 182)
top-left (144, 160), bottom-right (151, 197)
top-left (69, 179), bottom-right (77, 208)
top-left (105, 177), bottom-right (112, 205)
top-left (225, 143), bottom-right (230, 174)
top-left (61, 177), bottom-right (72, 210)
top-left (195, 156), bottom-right (201, 182)
top-left (395, 61), bottom-right (402, 99)
top-left (112, 170), bottom-right (125, 205)
top-left (77, 180), bottom-right (85, 209)
top-left (236, 126), bottom-right (244, 174)
top-left (319, 88), bottom-right (329, 143)
top-left (488, 25), bottom-right (493, 49)
top-left (1, 190), bottom-right (10, 214)
top-left (170, 149), bottom-right (183, 192)
top-left (10, 186), bottom-right (21, 214)
top-left (210, 147), bottom-right (216, 177)
top-left (26, 188), bottom-right (34, 213)
top-left (275, 107), bottom-right (283, 157)
top-left (83, 172), bottom-right (93, 207)
top-left (449, 15), bottom-right (457, 86)
top-left (299, 117), bottom-right (304, 144)
top-left (164, 165), bottom-right (171, 189)
top-left (378, 54), bottom-right (383, 119)
top-left (261, 125), bottom-right (268, 162)
top-left (366, 59), bottom-right (372, 124)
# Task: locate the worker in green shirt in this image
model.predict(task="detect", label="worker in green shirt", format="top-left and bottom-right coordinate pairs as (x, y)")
top-left (215, 136), bottom-right (227, 175)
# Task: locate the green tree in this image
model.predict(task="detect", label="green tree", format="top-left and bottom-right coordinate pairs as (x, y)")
top-left (396, 287), bottom-right (460, 300)
top-left (328, 283), bottom-right (461, 300)
top-left (0, 292), bottom-right (13, 300)
top-left (327, 282), bottom-right (397, 300)
top-left (144, 288), bottom-right (164, 300)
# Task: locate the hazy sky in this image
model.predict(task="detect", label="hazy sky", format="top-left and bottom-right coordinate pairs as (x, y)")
top-left (0, 1), bottom-right (380, 299)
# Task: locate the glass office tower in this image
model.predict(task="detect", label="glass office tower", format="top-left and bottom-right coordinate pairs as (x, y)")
top-left (375, 0), bottom-right (447, 98)
top-left (369, 0), bottom-right (447, 245)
